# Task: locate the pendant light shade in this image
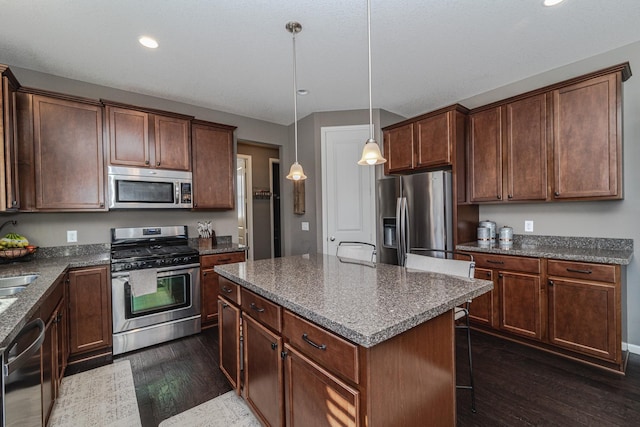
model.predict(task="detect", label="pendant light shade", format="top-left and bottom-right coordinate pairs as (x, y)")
top-left (358, 0), bottom-right (386, 166)
top-left (285, 21), bottom-right (307, 181)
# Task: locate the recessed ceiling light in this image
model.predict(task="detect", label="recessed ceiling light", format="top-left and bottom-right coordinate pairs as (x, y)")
top-left (138, 36), bottom-right (159, 49)
top-left (543, 0), bottom-right (565, 6)
top-left (297, 89), bottom-right (309, 96)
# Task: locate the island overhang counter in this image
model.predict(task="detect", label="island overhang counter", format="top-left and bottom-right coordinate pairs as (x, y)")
top-left (215, 254), bottom-right (493, 426)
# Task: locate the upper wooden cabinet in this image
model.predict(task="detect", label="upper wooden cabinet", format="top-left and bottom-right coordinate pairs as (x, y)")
top-left (104, 101), bottom-right (193, 171)
top-left (552, 73), bottom-right (622, 200)
top-left (468, 63), bottom-right (629, 204)
top-left (469, 93), bottom-right (548, 203)
top-left (383, 104), bottom-right (468, 175)
top-left (17, 89), bottom-right (106, 211)
top-left (191, 120), bottom-right (237, 209)
top-left (0, 65), bottom-right (20, 211)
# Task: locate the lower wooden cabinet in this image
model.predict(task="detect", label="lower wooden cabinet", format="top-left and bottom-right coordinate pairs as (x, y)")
top-left (499, 270), bottom-right (543, 340)
top-left (283, 344), bottom-right (359, 427)
top-left (218, 295), bottom-right (241, 391)
top-left (243, 314), bottom-right (284, 427)
top-left (201, 251), bottom-right (246, 328)
top-left (469, 267), bottom-right (497, 327)
top-left (68, 265), bottom-right (112, 361)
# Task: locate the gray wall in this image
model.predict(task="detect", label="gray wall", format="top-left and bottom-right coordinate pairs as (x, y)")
top-left (459, 40), bottom-right (640, 350)
top-left (4, 67), bottom-right (290, 249)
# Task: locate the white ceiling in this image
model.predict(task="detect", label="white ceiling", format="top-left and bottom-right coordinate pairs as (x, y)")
top-left (1, 0), bottom-right (639, 125)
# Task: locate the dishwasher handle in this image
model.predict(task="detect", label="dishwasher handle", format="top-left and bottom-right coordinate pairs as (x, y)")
top-left (2, 318), bottom-right (45, 377)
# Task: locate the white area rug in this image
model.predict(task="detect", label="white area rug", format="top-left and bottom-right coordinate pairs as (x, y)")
top-left (49, 360), bottom-right (141, 427)
top-left (159, 391), bottom-right (261, 427)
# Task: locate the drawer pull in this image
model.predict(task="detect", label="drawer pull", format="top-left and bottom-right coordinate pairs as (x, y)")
top-left (221, 286), bottom-right (233, 294)
top-left (302, 333), bottom-right (327, 351)
top-left (566, 268), bottom-right (592, 275)
top-left (250, 303), bottom-right (265, 313)
top-left (219, 258), bottom-right (232, 262)
top-left (487, 260), bottom-right (505, 265)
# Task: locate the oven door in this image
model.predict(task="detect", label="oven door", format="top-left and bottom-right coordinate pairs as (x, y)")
top-left (112, 264), bottom-right (200, 333)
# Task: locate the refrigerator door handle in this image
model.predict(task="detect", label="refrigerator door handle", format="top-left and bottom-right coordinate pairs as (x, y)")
top-left (395, 197), bottom-right (403, 265)
top-left (398, 197), bottom-right (409, 266)
top-left (403, 197), bottom-right (410, 262)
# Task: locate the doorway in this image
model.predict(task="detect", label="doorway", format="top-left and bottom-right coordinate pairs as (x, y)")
top-left (236, 154), bottom-right (253, 260)
top-left (237, 142), bottom-right (282, 260)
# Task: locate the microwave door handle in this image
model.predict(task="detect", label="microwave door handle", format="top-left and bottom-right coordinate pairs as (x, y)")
top-left (175, 183), bottom-right (179, 204)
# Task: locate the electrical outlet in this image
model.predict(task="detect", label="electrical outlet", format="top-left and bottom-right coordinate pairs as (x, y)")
top-left (524, 220), bottom-right (534, 233)
top-left (67, 230), bottom-right (78, 243)
top-left (301, 222), bottom-right (309, 231)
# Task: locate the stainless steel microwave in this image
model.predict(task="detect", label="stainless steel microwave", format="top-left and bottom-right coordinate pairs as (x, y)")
top-left (108, 166), bottom-right (192, 209)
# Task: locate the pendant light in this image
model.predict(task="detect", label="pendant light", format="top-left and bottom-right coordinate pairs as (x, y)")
top-left (285, 21), bottom-right (307, 181)
top-left (358, 0), bottom-right (387, 166)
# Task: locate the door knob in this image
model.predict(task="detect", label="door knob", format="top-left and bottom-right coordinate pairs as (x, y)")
top-left (330, 236), bottom-right (335, 241)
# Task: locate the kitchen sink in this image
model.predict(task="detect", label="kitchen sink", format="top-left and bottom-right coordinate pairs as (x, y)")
top-left (0, 274), bottom-right (39, 288)
top-left (0, 286), bottom-right (26, 297)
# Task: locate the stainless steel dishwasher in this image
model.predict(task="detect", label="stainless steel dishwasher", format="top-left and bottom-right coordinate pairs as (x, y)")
top-left (1, 318), bottom-right (45, 427)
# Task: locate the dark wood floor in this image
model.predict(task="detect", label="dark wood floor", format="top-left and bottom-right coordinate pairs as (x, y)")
top-left (114, 327), bottom-right (640, 427)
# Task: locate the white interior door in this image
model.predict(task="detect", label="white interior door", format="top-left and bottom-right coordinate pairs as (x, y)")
top-left (237, 154), bottom-right (254, 260)
top-left (321, 125), bottom-right (376, 256)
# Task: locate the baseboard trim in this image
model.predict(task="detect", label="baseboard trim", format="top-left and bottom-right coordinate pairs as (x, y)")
top-left (624, 342), bottom-right (640, 355)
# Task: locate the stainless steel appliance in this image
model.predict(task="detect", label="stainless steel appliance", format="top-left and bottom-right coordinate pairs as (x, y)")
top-left (2, 318), bottom-right (45, 427)
top-left (108, 166), bottom-right (193, 209)
top-left (110, 225), bottom-right (201, 355)
top-left (377, 170), bottom-right (453, 266)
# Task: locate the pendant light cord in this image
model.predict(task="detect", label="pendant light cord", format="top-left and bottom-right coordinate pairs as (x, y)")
top-left (367, 0), bottom-right (374, 140)
top-left (292, 28), bottom-right (299, 163)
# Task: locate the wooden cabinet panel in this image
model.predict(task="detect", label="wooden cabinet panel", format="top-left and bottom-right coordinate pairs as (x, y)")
top-left (241, 288), bottom-right (282, 333)
top-left (473, 253), bottom-right (540, 274)
top-left (201, 252), bottom-right (245, 328)
top-left (107, 106), bottom-right (149, 167)
top-left (547, 259), bottom-right (617, 283)
top-left (218, 296), bottom-right (241, 391)
top-left (284, 343), bottom-right (359, 427)
top-left (19, 92), bottom-right (106, 211)
top-left (68, 266), bottom-right (112, 355)
top-left (505, 94), bottom-right (548, 201)
top-left (1, 66), bottom-right (20, 211)
top-left (469, 107), bottom-right (502, 202)
top-left (283, 309), bottom-right (359, 384)
top-left (243, 314), bottom-right (284, 427)
top-left (219, 275), bottom-right (241, 306)
top-left (384, 123), bottom-right (414, 172)
top-left (415, 112), bottom-right (452, 168)
top-left (548, 277), bottom-right (617, 361)
top-left (153, 114), bottom-right (191, 170)
top-left (192, 120), bottom-right (236, 209)
top-left (499, 271), bottom-right (543, 340)
top-left (552, 73), bottom-right (621, 200)
top-left (469, 267), bottom-right (497, 327)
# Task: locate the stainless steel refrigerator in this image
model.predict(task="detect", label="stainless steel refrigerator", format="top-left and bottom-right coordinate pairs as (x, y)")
top-left (377, 170), bottom-right (453, 266)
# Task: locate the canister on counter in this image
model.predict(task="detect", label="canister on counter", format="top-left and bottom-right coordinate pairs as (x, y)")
top-left (478, 220), bottom-right (497, 242)
top-left (499, 226), bottom-right (513, 249)
top-left (477, 226), bottom-right (491, 247)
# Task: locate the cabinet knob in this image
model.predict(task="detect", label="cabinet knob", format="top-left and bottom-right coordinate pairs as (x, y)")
top-left (498, 273), bottom-right (503, 279)
top-left (156, 161), bottom-right (161, 166)
top-left (508, 194), bottom-right (513, 199)
top-left (497, 195), bottom-right (502, 200)
top-left (486, 272), bottom-right (491, 278)
top-left (548, 280), bottom-right (554, 286)
top-left (554, 191), bottom-right (560, 197)
top-left (271, 342), bottom-right (277, 350)
top-left (194, 203), bottom-right (198, 208)
top-left (203, 272), bottom-right (207, 277)
top-left (145, 160), bottom-right (150, 165)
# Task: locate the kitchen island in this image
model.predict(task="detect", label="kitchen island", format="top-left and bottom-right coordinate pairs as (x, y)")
top-left (215, 253), bottom-right (493, 426)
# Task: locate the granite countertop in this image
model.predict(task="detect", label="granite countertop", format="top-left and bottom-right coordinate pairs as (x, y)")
top-left (1, 241), bottom-right (245, 350)
top-left (215, 253), bottom-right (493, 348)
top-left (456, 235), bottom-right (633, 265)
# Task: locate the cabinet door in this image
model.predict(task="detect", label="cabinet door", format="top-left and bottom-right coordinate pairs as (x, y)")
top-left (153, 114), bottom-right (191, 170)
top-left (499, 271), bottom-right (543, 340)
top-left (68, 266), bottom-right (112, 355)
top-left (243, 314), bottom-right (284, 427)
top-left (218, 297), bottom-right (241, 391)
top-left (192, 122), bottom-right (235, 209)
top-left (552, 73), bottom-right (621, 200)
top-left (469, 267), bottom-right (497, 328)
top-left (201, 252), bottom-right (246, 328)
top-left (283, 344), bottom-right (359, 427)
top-left (415, 112), bottom-right (452, 169)
top-left (42, 312), bottom-right (56, 425)
top-left (107, 106), bottom-right (150, 167)
top-left (469, 107), bottom-right (503, 202)
top-left (383, 123), bottom-right (414, 173)
top-left (56, 282), bottom-right (69, 390)
top-left (33, 95), bottom-right (105, 210)
top-left (505, 94), bottom-right (548, 201)
top-left (1, 73), bottom-right (20, 211)
top-left (548, 278), bottom-right (617, 361)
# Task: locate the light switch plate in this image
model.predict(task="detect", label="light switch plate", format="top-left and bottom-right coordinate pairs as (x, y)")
top-left (67, 230), bottom-right (78, 243)
top-left (301, 222), bottom-right (309, 231)
top-left (524, 220), bottom-right (534, 233)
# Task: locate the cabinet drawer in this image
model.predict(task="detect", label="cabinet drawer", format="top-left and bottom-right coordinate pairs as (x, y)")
top-left (241, 288), bottom-right (282, 333)
top-left (547, 260), bottom-right (617, 283)
top-left (283, 310), bottom-right (359, 384)
top-left (201, 251), bottom-right (245, 268)
top-left (473, 253), bottom-right (540, 274)
top-left (218, 277), bottom-right (241, 305)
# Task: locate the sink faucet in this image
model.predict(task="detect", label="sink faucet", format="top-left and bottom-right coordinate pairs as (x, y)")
top-left (0, 220), bottom-right (17, 234)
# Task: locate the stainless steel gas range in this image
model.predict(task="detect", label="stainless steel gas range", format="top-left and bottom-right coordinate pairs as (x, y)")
top-left (110, 225), bottom-right (201, 355)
